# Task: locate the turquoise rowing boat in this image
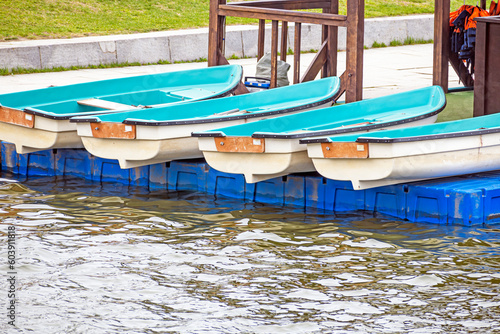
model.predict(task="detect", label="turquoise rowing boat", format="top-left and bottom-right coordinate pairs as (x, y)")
top-left (0, 65), bottom-right (242, 153)
top-left (71, 77), bottom-right (341, 168)
top-left (303, 110), bottom-right (500, 190)
top-left (193, 86), bottom-right (446, 183)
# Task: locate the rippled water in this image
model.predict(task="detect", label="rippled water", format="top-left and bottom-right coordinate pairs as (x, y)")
top-left (1, 173), bottom-right (499, 333)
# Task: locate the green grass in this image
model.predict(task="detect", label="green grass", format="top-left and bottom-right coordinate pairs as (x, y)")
top-left (0, 0), bottom-right (473, 41)
top-left (371, 41), bottom-right (387, 48)
top-left (0, 60), bottom-right (175, 76)
top-left (369, 37), bottom-right (433, 49)
top-left (436, 91), bottom-right (474, 123)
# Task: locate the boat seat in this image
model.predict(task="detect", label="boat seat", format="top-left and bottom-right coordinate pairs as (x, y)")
top-left (77, 98), bottom-right (139, 111)
top-left (162, 88), bottom-right (216, 100)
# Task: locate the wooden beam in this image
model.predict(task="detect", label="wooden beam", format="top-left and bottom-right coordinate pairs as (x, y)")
top-left (338, 71), bottom-right (348, 100)
top-left (271, 20), bottom-right (279, 88)
top-left (229, 1), bottom-right (331, 10)
top-left (281, 21), bottom-right (288, 62)
top-left (301, 40), bottom-right (328, 82)
top-left (258, 19), bottom-right (265, 60)
top-left (219, 5), bottom-right (348, 27)
top-left (325, 0), bottom-right (339, 77)
top-left (474, 19), bottom-right (487, 117)
top-left (432, 0), bottom-right (450, 92)
top-left (345, 0), bottom-right (364, 102)
top-left (208, 0), bottom-right (227, 66)
top-left (217, 49), bottom-right (249, 95)
top-left (321, 24), bottom-right (328, 78)
top-left (293, 22), bottom-right (301, 84)
top-left (448, 52), bottom-right (474, 88)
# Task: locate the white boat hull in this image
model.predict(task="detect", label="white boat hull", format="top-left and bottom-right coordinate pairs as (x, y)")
top-left (200, 115), bottom-right (438, 183)
top-left (308, 132), bottom-right (500, 190)
top-left (202, 150), bottom-right (314, 183)
top-left (77, 101), bottom-right (333, 169)
top-left (81, 136), bottom-right (201, 168)
top-left (0, 117), bottom-right (81, 154)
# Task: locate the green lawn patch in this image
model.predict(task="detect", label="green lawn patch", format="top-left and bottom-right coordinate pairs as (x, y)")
top-left (0, 0), bottom-right (470, 41)
top-left (437, 90), bottom-right (474, 123)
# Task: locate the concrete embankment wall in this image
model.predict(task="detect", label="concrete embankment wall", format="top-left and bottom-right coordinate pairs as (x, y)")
top-left (0, 15), bottom-right (434, 70)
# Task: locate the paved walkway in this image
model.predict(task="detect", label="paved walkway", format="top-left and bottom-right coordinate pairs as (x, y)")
top-left (0, 44), bottom-right (460, 99)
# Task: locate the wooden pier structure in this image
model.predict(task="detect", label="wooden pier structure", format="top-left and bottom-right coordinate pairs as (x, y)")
top-left (208, 0), bottom-right (365, 102)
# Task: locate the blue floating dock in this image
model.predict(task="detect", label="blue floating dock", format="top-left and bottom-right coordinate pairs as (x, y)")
top-left (2, 142), bottom-right (500, 226)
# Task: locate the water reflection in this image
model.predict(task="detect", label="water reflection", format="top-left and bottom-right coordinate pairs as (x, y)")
top-left (0, 174), bottom-right (499, 333)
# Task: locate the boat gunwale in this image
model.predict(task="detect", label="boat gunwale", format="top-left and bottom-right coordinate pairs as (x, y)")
top-left (32, 83), bottom-right (240, 122)
top-left (298, 103), bottom-right (447, 144)
top-left (195, 86), bottom-right (447, 141)
top-left (354, 124), bottom-right (500, 144)
top-left (124, 94), bottom-right (338, 126)
top-left (302, 115), bottom-right (500, 145)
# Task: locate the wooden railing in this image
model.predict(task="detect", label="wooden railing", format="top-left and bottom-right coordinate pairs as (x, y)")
top-left (208, 0), bottom-right (365, 103)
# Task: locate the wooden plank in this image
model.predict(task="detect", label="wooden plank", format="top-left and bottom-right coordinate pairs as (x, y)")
top-left (448, 52), bottom-right (474, 88)
top-left (214, 137), bottom-right (265, 153)
top-left (321, 142), bottom-right (368, 158)
top-left (271, 20), bottom-right (279, 88)
top-left (229, 0), bottom-right (331, 10)
top-left (280, 21), bottom-right (288, 62)
top-left (432, 0), bottom-right (450, 92)
top-left (301, 40), bottom-right (328, 82)
top-left (77, 99), bottom-right (137, 110)
top-left (90, 122), bottom-right (136, 139)
top-left (258, 19), bottom-right (265, 60)
top-left (293, 22), bottom-right (301, 84)
top-left (0, 106), bottom-right (34, 128)
top-left (219, 6), bottom-right (348, 27)
top-left (345, 0), bottom-right (364, 103)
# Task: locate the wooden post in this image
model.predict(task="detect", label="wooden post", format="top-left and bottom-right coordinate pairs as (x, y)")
top-left (474, 19), bottom-right (487, 117)
top-left (208, 0), bottom-right (227, 66)
top-left (345, 0), bottom-right (364, 102)
top-left (293, 22), bottom-right (301, 84)
top-left (474, 17), bottom-right (500, 117)
top-left (281, 21), bottom-right (288, 62)
top-left (432, 0), bottom-right (450, 93)
top-left (321, 24), bottom-right (328, 78)
top-left (325, 0), bottom-right (339, 78)
top-left (271, 20), bottom-right (279, 88)
top-left (258, 19), bottom-right (265, 60)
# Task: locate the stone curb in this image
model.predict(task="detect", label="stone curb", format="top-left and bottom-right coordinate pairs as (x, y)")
top-left (0, 14), bottom-right (434, 71)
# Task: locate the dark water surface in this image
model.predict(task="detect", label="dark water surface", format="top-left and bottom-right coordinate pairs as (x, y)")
top-left (1, 174), bottom-right (499, 333)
